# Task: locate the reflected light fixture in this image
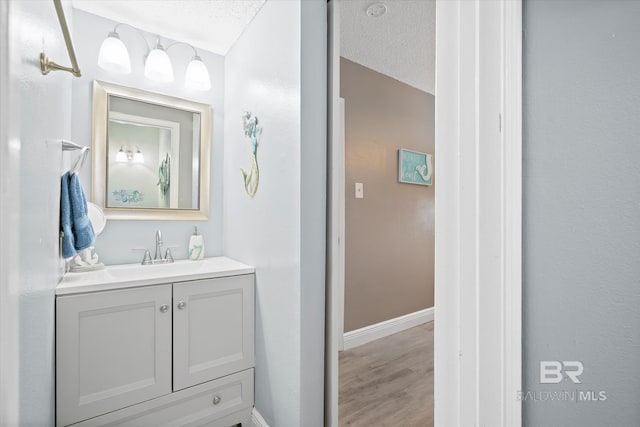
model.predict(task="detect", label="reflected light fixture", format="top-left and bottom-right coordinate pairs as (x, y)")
top-left (115, 146), bottom-right (144, 163)
top-left (132, 147), bottom-right (145, 164)
top-left (115, 146), bottom-right (128, 163)
top-left (97, 23), bottom-right (211, 91)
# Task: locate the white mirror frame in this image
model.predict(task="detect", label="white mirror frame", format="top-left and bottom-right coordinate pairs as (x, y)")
top-left (92, 80), bottom-right (211, 220)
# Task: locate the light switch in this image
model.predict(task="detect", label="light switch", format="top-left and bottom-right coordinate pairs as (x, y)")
top-left (355, 182), bottom-right (364, 199)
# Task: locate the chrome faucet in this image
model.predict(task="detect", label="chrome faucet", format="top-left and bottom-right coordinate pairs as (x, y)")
top-left (154, 229), bottom-right (164, 261)
top-left (141, 229), bottom-right (174, 265)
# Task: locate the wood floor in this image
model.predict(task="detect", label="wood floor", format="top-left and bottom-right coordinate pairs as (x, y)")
top-left (339, 322), bottom-right (434, 427)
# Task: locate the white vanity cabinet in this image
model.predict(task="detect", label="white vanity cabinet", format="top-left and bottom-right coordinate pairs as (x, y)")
top-left (55, 258), bottom-right (255, 427)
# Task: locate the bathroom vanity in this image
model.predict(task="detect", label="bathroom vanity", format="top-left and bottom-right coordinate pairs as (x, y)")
top-left (55, 257), bottom-right (255, 427)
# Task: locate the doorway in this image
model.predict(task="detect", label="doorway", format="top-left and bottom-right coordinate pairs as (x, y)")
top-left (328, 1), bottom-right (436, 425)
top-left (325, 1), bottom-right (523, 426)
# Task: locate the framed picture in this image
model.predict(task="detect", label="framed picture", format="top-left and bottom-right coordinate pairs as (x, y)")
top-left (398, 148), bottom-right (433, 186)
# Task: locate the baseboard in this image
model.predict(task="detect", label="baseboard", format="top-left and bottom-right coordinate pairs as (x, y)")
top-left (252, 408), bottom-right (270, 427)
top-left (343, 307), bottom-right (434, 350)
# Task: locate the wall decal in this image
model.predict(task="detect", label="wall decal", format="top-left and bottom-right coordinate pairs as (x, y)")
top-left (240, 111), bottom-right (262, 197)
top-left (398, 148), bottom-right (433, 186)
top-left (111, 189), bottom-right (144, 203)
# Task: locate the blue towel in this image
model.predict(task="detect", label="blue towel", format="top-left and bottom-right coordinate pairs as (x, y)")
top-left (60, 172), bottom-right (95, 258)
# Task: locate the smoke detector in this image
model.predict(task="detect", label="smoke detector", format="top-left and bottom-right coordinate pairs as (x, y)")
top-left (366, 3), bottom-right (387, 18)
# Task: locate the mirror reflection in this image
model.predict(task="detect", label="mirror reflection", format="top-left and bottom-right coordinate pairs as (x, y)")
top-left (107, 98), bottom-right (200, 210)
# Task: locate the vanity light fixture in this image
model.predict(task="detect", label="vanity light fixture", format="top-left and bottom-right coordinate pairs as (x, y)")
top-left (97, 31), bottom-right (131, 74)
top-left (185, 55), bottom-right (212, 91)
top-left (97, 23), bottom-right (211, 90)
top-left (144, 40), bottom-right (174, 83)
top-left (116, 146), bottom-right (144, 164)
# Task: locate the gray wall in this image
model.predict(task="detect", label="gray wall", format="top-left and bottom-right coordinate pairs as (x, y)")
top-left (72, 9), bottom-right (225, 264)
top-left (523, 1), bottom-right (640, 426)
top-left (341, 58), bottom-right (434, 332)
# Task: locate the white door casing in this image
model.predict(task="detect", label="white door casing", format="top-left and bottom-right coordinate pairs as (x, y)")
top-left (434, 1), bottom-right (522, 426)
top-left (325, 2), bottom-right (343, 426)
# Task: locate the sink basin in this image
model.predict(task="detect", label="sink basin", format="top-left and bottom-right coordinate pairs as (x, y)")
top-left (105, 260), bottom-right (208, 281)
top-left (57, 257), bottom-right (254, 295)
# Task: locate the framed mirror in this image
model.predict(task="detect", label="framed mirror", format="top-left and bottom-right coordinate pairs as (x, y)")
top-left (92, 81), bottom-right (211, 220)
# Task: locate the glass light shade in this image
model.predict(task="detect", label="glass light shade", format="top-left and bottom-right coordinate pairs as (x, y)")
top-left (132, 149), bottom-right (144, 164)
top-left (185, 55), bottom-right (211, 91)
top-left (115, 148), bottom-right (128, 163)
top-left (97, 32), bottom-right (131, 74)
top-left (144, 45), bottom-right (174, 83)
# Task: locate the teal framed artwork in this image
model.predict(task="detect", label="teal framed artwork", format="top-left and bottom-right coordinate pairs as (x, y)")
top-left (398, 148), bottom-right (433, 186)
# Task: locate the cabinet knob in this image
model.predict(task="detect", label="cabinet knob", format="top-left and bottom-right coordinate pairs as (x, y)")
top-left (159, 304), bottom-right (169, 313)
top-left (177, 301), bottom-right (187, 310)
top-left (212, 395), bottom-right (221, 405)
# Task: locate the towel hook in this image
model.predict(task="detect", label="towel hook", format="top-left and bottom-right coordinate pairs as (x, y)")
top-left (71, 146), bottom-right (90, 175)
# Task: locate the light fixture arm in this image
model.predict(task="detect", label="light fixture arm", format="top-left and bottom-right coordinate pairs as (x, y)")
top-left (112, 23), bottom-right (152, 56)
top-left (165, 41), bottom-right (200, 58)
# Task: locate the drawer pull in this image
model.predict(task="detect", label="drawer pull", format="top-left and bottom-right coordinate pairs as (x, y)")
top-left (212, 395), bottom-right (222, 405)
top-left (177, 301), bottom-right (187, 310)
top-left (159, 304), bottom-right (169, 313)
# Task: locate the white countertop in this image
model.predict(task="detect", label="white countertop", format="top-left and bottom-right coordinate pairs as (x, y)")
top-left (56, 256), bottom-right (255, 296)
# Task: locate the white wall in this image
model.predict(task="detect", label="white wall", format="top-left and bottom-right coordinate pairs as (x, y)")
top-left (0, 2), bottom-right (19, 423)
top-left (71, 9), bottom-right (225, 264)
top-left (223, 1), bottom-right (326, 425)
top-left (0, 0), bottom-right (73, 424)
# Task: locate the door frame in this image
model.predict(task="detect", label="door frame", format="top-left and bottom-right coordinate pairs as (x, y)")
top-left (325, 2), bottom-right (343, 425)
top-left (325, 0), bottom-right (522, 426)
top-left (434, 0), bottom-right (522, 425)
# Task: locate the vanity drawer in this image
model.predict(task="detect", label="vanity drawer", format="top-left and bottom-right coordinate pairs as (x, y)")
top-left (70, 369), bottom-right (254, 427)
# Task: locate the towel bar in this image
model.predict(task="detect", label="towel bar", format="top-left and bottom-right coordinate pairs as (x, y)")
top-left (40, 0), bottom-right (81, 77)
top-left (61, 140), bottom-right (89, 152)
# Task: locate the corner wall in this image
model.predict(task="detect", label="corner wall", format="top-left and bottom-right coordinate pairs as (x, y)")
top-left (71, 9), bottom-right (225, 264)
top-left (340, 58), bottom-right (435, 332)
top-left (523, 1), bottom-right (640, 425)
top-left (4, 0), bottom-right (74, 424)
top-left (223, 1), bottom-right (326, 425)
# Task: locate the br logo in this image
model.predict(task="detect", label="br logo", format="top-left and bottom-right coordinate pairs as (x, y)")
top-left (540, 361), bottom-right (584, 384)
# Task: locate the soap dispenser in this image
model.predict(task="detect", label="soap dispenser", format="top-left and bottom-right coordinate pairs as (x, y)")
top-left (188, 226), bottom-right (205, 260)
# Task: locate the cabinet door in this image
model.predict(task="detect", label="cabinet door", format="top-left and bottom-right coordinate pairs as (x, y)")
top-left (56, 285), bottom-right (172, 426)
top-left (173, 275), bottom-right (254, 391)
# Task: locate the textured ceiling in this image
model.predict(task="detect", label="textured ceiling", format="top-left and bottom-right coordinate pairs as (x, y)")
top-left (340, 0), bottom-right (436, 94)
top-left (72, 0), bottom-right (266, 55)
